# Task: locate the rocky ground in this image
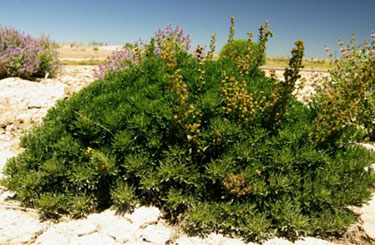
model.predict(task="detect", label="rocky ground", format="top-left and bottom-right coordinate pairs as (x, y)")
top-left (0, 66), bottom-right (374, 244)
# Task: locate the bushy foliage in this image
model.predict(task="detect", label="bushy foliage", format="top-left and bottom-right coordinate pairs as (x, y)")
top-left (0, 26), bottom-right (60, 79)
top-left (312, 32), bottom-right (375, 141)
top-left (219, 39), bottom-right (264, 63)
top-left (94, 24), bottom-right (191, 80)
top-left (1, 23), bottom-right (375, 243)
top-left (219, 18), bottom-right (271, 71)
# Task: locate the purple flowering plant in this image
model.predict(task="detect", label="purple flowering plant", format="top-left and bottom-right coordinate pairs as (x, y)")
top-left (94, 24), bottom-right (191, 80)
top-left (0, 26), bottom-right (60, 80)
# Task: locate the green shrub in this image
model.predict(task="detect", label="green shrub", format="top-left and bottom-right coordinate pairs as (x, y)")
top-left (219, 19), bottom-right (272, 75)
top-left (312, 32), bottom-right (375, 141)
top-left (1, 23), bottom-right (375, 243)
top-left (220, 39), bottom-right (264, 63)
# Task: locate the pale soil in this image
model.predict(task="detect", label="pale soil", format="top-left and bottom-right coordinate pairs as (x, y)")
top-left (57, 45), bottom-right (122, 60)
top-left (0, 64), bottom-right (374, 244)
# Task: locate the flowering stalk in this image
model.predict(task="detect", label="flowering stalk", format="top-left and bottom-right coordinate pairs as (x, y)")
top-left (256, 20), bottom-right (273, 67)
top-left (228, 17), bottom-right (235, 43)
top-left (163, 39), bottom-right (202, 149)
top-left (235, 33), bottom-right (253, 77)
top-left (265, 40), bottom-right (304, 129)
top-left (206, 33), bottom-right (216, 60)
top-left (221, 21), bottom-right (272, 76)
top-left (236, 32), bottom-right (255, 77)
top-left (195, 45), bottom-right (206, 96)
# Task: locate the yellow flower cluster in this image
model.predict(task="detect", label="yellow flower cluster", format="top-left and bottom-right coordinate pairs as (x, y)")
top-left (206, 33), bottom-right (216, 60)
top-left (223, 172), bottom-right (252, 198)
top-left (220, 71), bottom-right (267, 124)
top-left (163, 40), bottom-right (203, 148)
top-left (195, 45), bottom-right (206, 96)
top-left (228, 16), bottom-right (235, 43)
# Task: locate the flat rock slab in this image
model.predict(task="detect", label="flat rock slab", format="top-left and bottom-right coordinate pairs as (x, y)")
top-left (359, 193), bottom-right (375, 240)
top-left (0, 208), bottom-right (48, 244)
top-left (0, 77), bottom-right (66, 129)
top-left (34, 208), bottom-right (173, 245)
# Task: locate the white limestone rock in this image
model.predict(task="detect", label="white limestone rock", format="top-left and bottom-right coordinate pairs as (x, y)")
top-left (138, 223), bottom-right (174, 244)
top-left (126, 206), bottom-right (161, 228)
top-left (264, 237), bottom-right (293, 245)
top-left (0, 208), bottom-right (47, 244)
top-left (360, 193), bottom-right (375, 240)
top-left (294, 237), bottom-right (334, 244)
top-left (69, 232), bottom-right (117, 245)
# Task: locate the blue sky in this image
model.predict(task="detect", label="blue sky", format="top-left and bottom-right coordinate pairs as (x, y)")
top-left (1, 0), bottom-right (374, 58)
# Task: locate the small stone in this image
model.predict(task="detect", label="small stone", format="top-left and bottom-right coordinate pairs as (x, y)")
top-left (28, 105), bottom-right (42, 109)
top-left (174, 235), bottom-right (206, 245)
top-left (362, 222), bottom-right (375, 240)
top-left (34, 231), bottom-right (70, 245)
top-left (295, 237), bottom-right (334, 244)
top-left (264, 237), bottom-right (293, 245)
top-left (100, 218), bottom-right (136, 243)
top-left (138, 223), bottom-right (173, 244)
top-left (127, 206), bottom-right (161, 228)
top-left (71, 221), bottom-right (97, 236)
top-left (219, 238), bottom-right (250, 245)
top-left (5, 124), bottom-right (15, 132)
top-left (64, 84), bottom-right (76, 97)
top-left (16, 112), bottom-right (33, 125)
top-left (0, 190), bottom-right (14, 202)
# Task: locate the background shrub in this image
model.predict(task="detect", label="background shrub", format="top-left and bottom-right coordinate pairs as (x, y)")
top-left (1, 23), bottom-right (375, 242)
top-left (218, 18), bottom-right (272, 75)
top-left (219, 39), bottom-right (264, 64)
top-left (0, 26), bottom-right (60, 79)
top-left (312, 32), bottom-right (375, 141)
top-left (94, 24), bottom-right (191, 80)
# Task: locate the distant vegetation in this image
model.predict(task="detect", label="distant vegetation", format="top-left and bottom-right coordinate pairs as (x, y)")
top-left (61, 59), bottom-right (101, 66)
top-left (60, 55), bottom-right (333, 70)
top-left (0, 26), bottom-right (60, 79)
top-left (266, 57), bottom-right (333, 70)
top-left (219, 17), bottom-right (270, 68)
top-left (313, 31), bottom-right (375, 141)
top-left (88, 41), bottom-right (107, 46)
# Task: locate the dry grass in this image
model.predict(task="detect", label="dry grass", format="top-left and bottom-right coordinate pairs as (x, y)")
top-left (57, 44), bottom-right (121, 60)
top-left (61, 59), bottom-right (101, 66)
top-left (57, 45), bottom-right (334, 70)
top-left (265, 57), bottom-right (334, 70)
